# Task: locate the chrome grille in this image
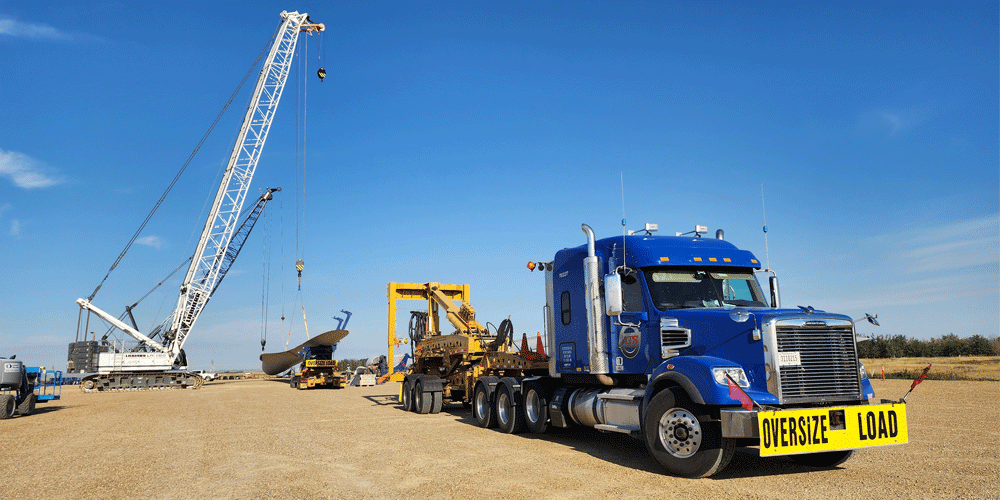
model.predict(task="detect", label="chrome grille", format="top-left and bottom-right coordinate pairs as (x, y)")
top-left (774, 321), bottom-right (860, 403)
top-left (660, 328), bottom-right (691, 349)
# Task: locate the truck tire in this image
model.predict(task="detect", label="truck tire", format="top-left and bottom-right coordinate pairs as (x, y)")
top-left (643, 387), bottom-right (735, 478)
top-left (495, 380), bottom-right (525, 434)
top-left (790, 450), bottom-right (855, 468)
top-left (523, 381), bottom-right (549, 434)
top-left (400, 379), bottom-right (414, 412)
top-left (472, 379), bottom-right (496, 428)
top-left (16, 393), bottom-right (37, 416)
top-left (414, 380), bottom-right (432, 414)
top-left (0, 395), bottom-right (14, 419)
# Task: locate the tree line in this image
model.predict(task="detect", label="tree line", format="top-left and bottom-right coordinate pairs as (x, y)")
top-left (857, 333), bottom-right (999, 358)
top-left (335, 335), bottom-right (999, 366)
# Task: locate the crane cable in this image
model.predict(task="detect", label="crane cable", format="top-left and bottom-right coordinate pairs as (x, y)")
top-left (295, 33), bottom-right (310, 342)
top-left (86, 24), bottom-right (282, 302)
top-left (259, 200), bottom-right (272, 351)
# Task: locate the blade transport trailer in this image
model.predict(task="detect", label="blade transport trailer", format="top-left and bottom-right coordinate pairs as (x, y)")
top-left (398, 223), bottom-right (907, 478)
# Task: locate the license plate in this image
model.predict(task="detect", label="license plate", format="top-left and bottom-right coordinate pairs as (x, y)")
top-left (757, 403), bottom-right (908, 456)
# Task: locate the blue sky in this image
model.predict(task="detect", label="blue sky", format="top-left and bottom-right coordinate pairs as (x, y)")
top-left (1, 1), bottom-right (997, 371)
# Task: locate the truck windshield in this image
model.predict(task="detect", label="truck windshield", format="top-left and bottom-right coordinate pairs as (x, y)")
top-left (643, 268), bottom-right (769, 310)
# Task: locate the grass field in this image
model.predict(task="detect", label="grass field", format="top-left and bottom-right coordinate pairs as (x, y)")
top-left (861, 356), bottom-right (999, 381)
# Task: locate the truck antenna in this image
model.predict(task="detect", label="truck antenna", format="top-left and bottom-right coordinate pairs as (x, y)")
top-left (620, 172), bottom-right (627, 271)
top-left (761, 183), bottom-right (771, 271)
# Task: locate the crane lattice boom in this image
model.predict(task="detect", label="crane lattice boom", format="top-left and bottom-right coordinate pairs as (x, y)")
top-left (76, 11), bottom-right (323, 372)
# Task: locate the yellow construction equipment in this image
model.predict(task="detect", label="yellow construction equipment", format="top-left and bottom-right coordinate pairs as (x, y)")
top-left (387, 282), bottom-right (547, 413)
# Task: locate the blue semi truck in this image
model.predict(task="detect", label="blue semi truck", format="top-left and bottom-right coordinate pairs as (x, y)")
top-left (400, 222), bottom-right (907, 478)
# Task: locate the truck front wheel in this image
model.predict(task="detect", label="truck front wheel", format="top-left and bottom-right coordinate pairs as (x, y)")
top-left (643, 387), bottom-right (735, 478)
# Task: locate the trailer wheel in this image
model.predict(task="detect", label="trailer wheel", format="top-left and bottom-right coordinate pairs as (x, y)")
top-left (0, 395), bottom-right (14, 419)
top-left (790, 450), bottom-right (855, 468)
top-left (430, 391), bottom-right (443, 414)
top-left (523, 382), bottom-right (549, 434)
top-left (400, 379), bottom-right (414, 412)
top-left (643, 387), bottom-right (735, 478)
top-left (414, 380), bottom-right (432, 414)
top-left (495, 381), bottom-right (525, 434)
top-left (472, 380), bottom-right (496, 428)
top-left (16, 393), bottom-right (37, 416)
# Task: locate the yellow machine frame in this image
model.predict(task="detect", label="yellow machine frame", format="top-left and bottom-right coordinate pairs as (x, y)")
top-left (386, 282), bottom-right (480, 381)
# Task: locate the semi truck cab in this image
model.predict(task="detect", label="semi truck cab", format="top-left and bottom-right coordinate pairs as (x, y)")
top-left (533, 223), bottom-right (905, 477)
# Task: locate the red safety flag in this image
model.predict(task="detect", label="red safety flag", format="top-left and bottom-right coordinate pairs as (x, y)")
top-left (727, 375), bottom-right (753, 411)
top-left (910, 364), bottom-right (932, 391)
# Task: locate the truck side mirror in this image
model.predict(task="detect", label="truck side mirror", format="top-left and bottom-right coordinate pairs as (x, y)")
top-left (769, 275), bottom-right (781, 308)
top-left (604, 273), bottom-right (623, 316)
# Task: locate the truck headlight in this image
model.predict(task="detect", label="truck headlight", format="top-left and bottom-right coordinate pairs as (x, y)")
top-left (712, 367), bottom-right (749, 388)
top-left (859, 362), bottom-right (868, 380)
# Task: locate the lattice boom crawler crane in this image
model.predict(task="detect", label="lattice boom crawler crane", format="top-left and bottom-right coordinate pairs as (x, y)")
top-left (72, 11), bottom-right (323, 392)
top-left (394, 223), bottom-right (910, 478)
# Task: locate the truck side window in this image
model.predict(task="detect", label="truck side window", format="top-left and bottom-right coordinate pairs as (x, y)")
top-left (560, 291), bottom-right (571, 325)
top-left (622, 274), bottom-right (644, 312)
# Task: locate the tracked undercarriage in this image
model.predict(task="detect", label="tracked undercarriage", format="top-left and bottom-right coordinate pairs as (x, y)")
top-left (80, 371), bottom-right (204, 392)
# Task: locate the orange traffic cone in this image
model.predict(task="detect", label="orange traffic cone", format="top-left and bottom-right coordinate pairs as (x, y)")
top-left (535, 332), bottom-right (546, 357)
top-left (519, 333), bottom-right (530, 357)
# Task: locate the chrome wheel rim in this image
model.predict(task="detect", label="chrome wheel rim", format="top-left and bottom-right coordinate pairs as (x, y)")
top-left (658, 408), bottom-right (702, 458)
top-left (525, 390), bottom-right (541, 424)
top-left (475, 388), bottom-right (489, 421)
top-left (497, 391), bottom-right (510, 425)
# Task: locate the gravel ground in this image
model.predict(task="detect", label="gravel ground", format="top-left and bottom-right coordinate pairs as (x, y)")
top-left (2, 378), bottom-right (996, 499)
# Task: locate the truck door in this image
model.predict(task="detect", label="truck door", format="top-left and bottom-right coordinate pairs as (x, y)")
top-left (612, 272), bottom-right (652, 374)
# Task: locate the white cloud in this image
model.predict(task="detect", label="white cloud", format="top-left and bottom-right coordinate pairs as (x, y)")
top-left (814, 214), bottom-right (1000, 312)
top-left (858, 108), bottom-right (932, 137)
top-left (0, 149), bottom-right (64, 188)
top-left (821, 273), bottom-right (994, 311)
top-left (9, 219), bottom-right (20, 237)
top-left (136, 235), bottom-right (163, 249)
top-left (0, 18), bottom-right (73, 40)
top-left (895, 214), bottom-right (1000, 273)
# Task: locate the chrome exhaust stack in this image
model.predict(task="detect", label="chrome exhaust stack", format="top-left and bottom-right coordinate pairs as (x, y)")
top-left (581, 224), bottom-right (610, 375)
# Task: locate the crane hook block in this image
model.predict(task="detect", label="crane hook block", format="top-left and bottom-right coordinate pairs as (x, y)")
top-left (317, 68), bottom-right (326, 82)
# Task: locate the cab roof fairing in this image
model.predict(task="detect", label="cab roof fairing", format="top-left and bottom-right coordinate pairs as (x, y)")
top-left (555, 234), bottom-right (762, 270)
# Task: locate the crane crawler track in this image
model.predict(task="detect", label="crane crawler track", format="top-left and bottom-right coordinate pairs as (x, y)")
top-left (80, 372), bottom-right (204, 392)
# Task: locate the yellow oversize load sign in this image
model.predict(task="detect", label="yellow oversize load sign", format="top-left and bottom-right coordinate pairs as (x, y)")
top-left (757, 403), bottom-right (908, 456)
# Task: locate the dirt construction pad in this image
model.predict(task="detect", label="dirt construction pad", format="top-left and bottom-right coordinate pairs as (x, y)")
top-left (1, 378), bottom-right (996, 499)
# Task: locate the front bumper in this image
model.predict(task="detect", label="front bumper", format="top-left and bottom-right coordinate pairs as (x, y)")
top-left (721, 402), bottom-right (908, 456)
